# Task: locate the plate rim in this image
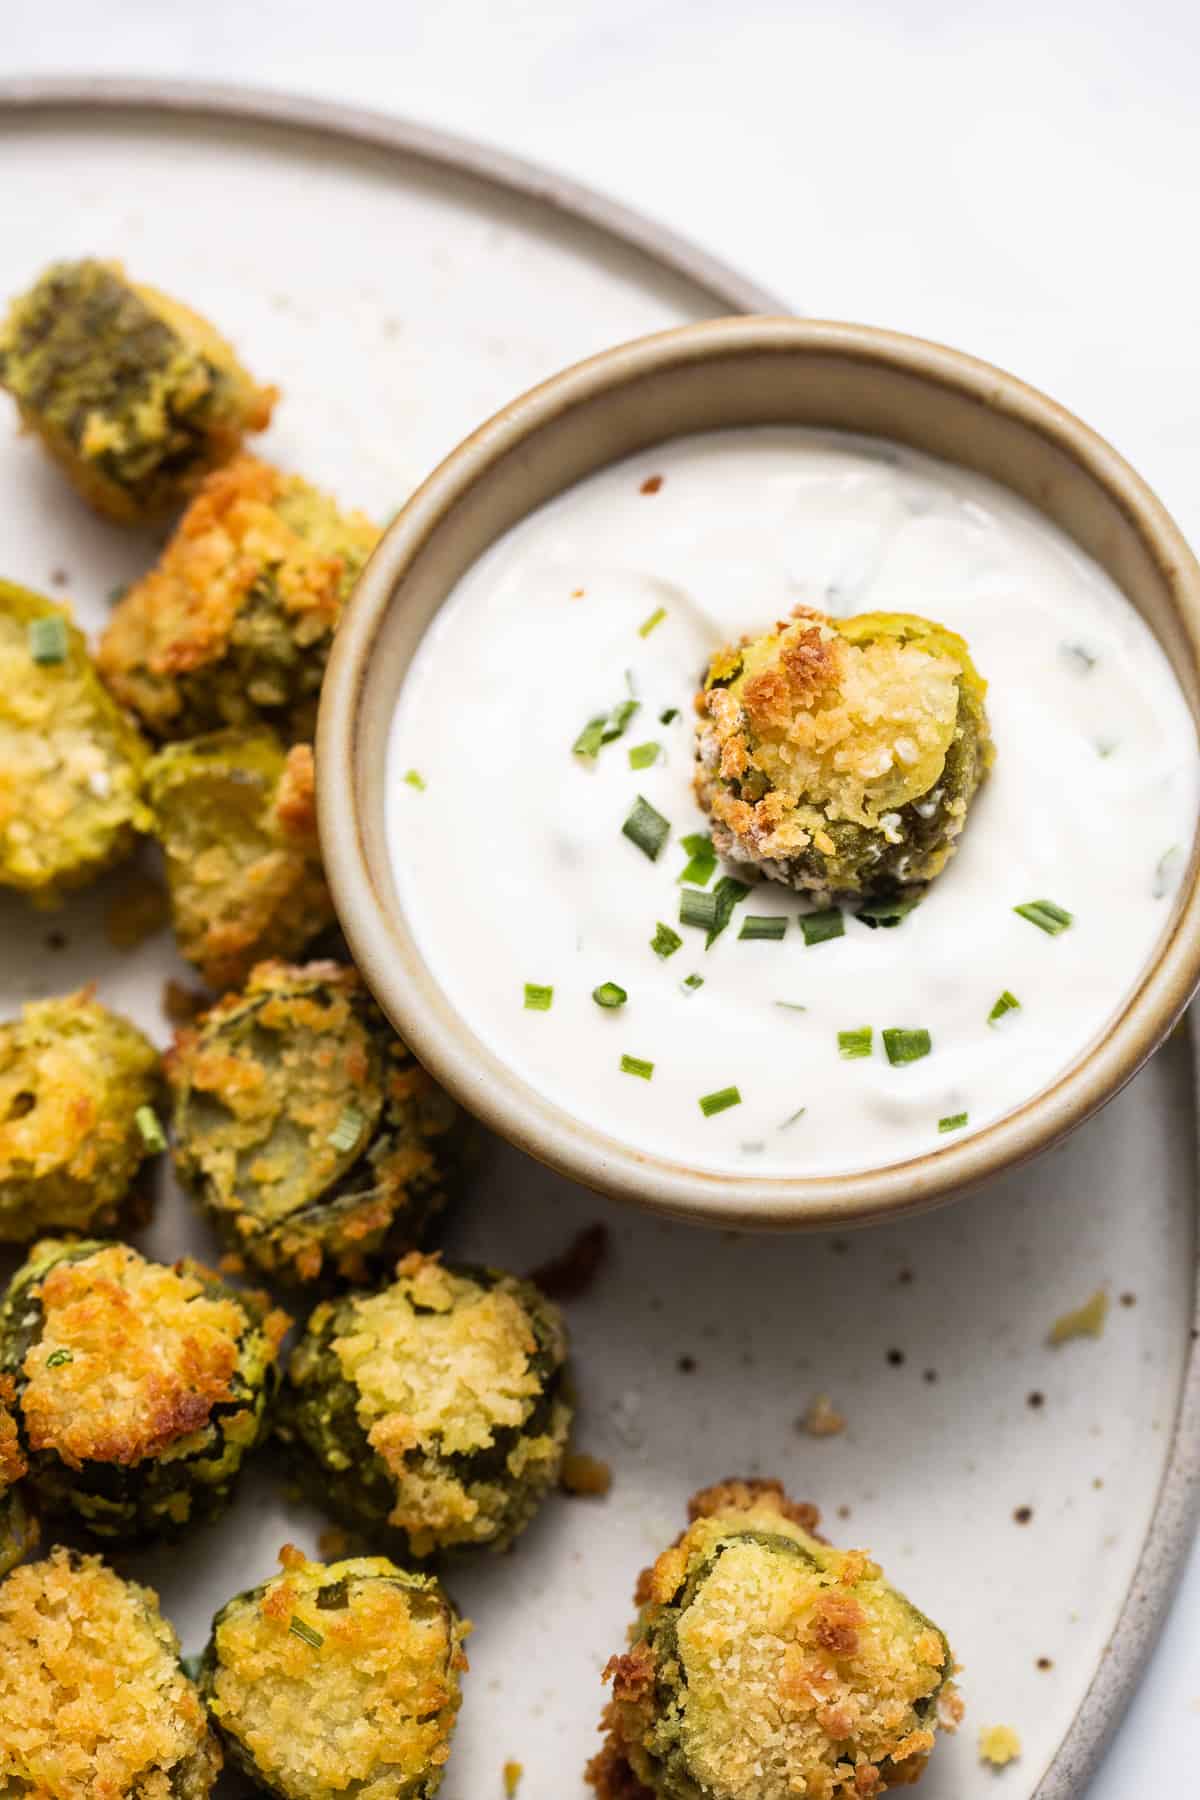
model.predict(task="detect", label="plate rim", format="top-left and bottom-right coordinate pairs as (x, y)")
top-left (0, 71), bottom-right (1195, 1796)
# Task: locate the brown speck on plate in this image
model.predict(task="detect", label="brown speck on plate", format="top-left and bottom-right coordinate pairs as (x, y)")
top-left (896, 1267), bottom-right (914, 1285)
top-left (1014, 1505), bottom-right (1034, 1525)
top-left (639, 474), bottom-right (663, 494)
top-left (830, 1237), bottom-right (849, 1254)
top-left (528, 1222), bottom-right (609, 1301)
top-left (1120, 1291), bottom-right (1137, 1307)
top-left (923, 1368), bottom-right (938, 1383)
top-left (1037, 1656), bottom-right (1054, 1671)
top-left (676, 1354), bottom-right (697, 1373)
top-left (836, 1503), bottom-right (851, 1519)
top-left (48, 567), bottom-right (68, 587)
top-left (1028, 1391), bottom-right (1045, 1409)
top-left (886, 1348), bottom-right (905, 1367)
top-left (44, 929), bottom-right (68, 951)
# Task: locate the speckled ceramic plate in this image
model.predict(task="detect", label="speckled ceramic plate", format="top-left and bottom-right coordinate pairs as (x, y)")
top-left (0, 78), bottom-right (1195, 1800)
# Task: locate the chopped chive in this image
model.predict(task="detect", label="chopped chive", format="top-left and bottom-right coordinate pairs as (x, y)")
top-left (135, 1105), bottom-right (167, 1153)
top-left (622, 795), bottom-right (670, 861)
top-left (682, 973), bottom-right (704, 993)
top-left (289, 1617), bottom-right (324, 1649)
top-left (45, 1348), bottom-right (73, 1368)
top-left (938, 1112), bottom-right (968, 1133)
top-left (855, 894), bottom-right (921, 930)
top-left (680, 887), bottom-right (719, 931)
top-left (988, 990), bottom-right (1021, 1025)
top-left (1154, 846), bottom-right (1182, 899)
top-left (604, 698), bottom-right (639, 742)
top-left (705, 876), bottom-right (750, 948)
top-left (620, 1054), bottom-right (654, 1080)
top-left (883, 1027), bottom-right (932, 1066)
top-left (628, 741), bottom-right (660, 770)
top-left (774, 1000), bottom-right (807, 1013)
top-left (638, 605), bottom-right (667, 638)
top-left (28, 615), bottom-right (68, 664)
top-left (573, 716), bottom-right (607, 757)
top-left (678, 832), bottom-right (717, 888)
top-left (651, 921), bottom-right (683, 959)
top-left (402, 769), bottom-right (426, 791)
top-left (660, 707), bottom-right (680, 724)
top-left (1096, 738), bottom-right (1118, 759)
top-left (838, 1027), bottom-right (873, 1060)
top-left (593, 982), bottom-right (627, 1009)
top-left (801, 907), bottom-right (844, 947)
top-left (780, 1104), bottom-right (807, 1130)
top-left (1060, 641), bottom-right (1097, 673)
top-left (699, 1085), bottom-right (741, 1118)
top-left (574, 697), bottom-right (640, 759)
top-left (524, 983), bottom-right (554, 1011)
top-left (739, 915), bottom-right (787, 941)
top-left (1014, 899), bottom-right (1073, 935)
top-left (327, 1105), bottom-right (365, 1153)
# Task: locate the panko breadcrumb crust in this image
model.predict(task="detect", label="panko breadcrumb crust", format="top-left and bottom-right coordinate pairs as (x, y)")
top-left (279, 1251), bottom-right (571, 1556)
top-left (167, 960), bottom-right (464, 1286)
top-left (695, 608), bottom-right (992, 897)
top-left (0, 1546), bottom-right (221, 1799)
top-left (0, 1238), bottom-right (289, 1543)
top-left (0, 1372), bottom-right (37, 1577)
top-left (0, 580), bottom-right (152, 904)
top-left (98, 454), bottom-right (379, 741)
top-left (0, 988), bottom-right (164, 1243)
top-left (147, 730), bottom-right (334, 990)
top-left (201, 1543), bottom-right (469, 1800)
top-left (588, 1479), bottom-right (961, 1800)
top-left (0, 258), bottom-right (274, 523)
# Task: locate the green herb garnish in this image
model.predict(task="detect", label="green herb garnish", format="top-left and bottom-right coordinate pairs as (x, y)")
top-left (403, 769), bottom-right (426, 791)
top-left (988, 990), bottom-right (1021, 1025)
top-left (574, 697), bottom-right (640, 759)
top-left (28, 616), bottom-right (68, 664)
top-left (621, 1054), bottom-right (654, 1080)
top-left (682, 973), bottom-right (704, 993)
top-left (780, 1104), bottom-right (807, 1129)
top-left (678, 832), bottom-right (717, 888)
top-left (705, 876), bottom-right (750, 947)
top-left (739, 915), bottom-right (787, 941)
top-left (1015, 899), bottom-right (1073, 935)
top-left (622, 795), bottom-right (670, 861)
top-left (801, 907), bottom-right (844, 947)
top-left (45, 1348), bottom-right (73, 1368)
top-left (179, 1652), bottom-right (203, 1680)
top-left (289, 1618), bottom-right (324, 1649)
top-left (628, 741), bottom-right (660, 770)
top-left (838, 1027), bottom-right (873, 1060)
top-left (680, 888), bottom-right (719, 932)
top-left (699, 1085), bottom-right (741, 1118)
top-left (660, 707), bottom-right (680, 724)
top-left (1060, 641), bottom-right (1097, 673)
top-left (593, 982), bottom-right (628, 1009)
top-left (883, 1027), bottom-right (932, 1065)
top-left (938, 1112), bottom-right (968, 1133)
top-left (638, 605), bottom-right (667, 638)
top-left (135, 1106), bottom-right (167, 1153)
top-left (651, 921), bottom-right (683, 959)
top-left (774, 1001), bottom-right (807, 1013)
top-left (524, 983), bottom-right (554, 1011)
top-left (327, 1105), bottom-right (364, 1152)
top-left (855, 894), bottom-right (921, 929)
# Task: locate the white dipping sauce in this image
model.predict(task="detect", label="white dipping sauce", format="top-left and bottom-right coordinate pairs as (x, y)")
top-left (386, 429), bottom-right (1198, 1176)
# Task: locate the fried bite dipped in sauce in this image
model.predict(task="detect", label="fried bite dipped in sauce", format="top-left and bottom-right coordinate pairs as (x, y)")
top-left (201, 1543), bottom-right (468, 1800)
top-left (0, 1238), bottom-right (289, 1543)
top-left (0, 1546), bottom-right (221, 1797)
top-left (588, 1479), bottom-right (961, 1800)
top-left (0, 989), bottom-right (163, 1242)
top-left (146, 730), bottom-right (334, 990)
top-left (0, 580), bottom-right (151, 902)
top-left (168, 961), bottom-right (463, 1286)
top-left (279, 1252), bottom-right (571, 1555)
top-left (98, 455), bottom-right (379, 741)
top-left (0, 258), bottom-right (274, 522)
top-left (696, 610), bottom-right (991, 897)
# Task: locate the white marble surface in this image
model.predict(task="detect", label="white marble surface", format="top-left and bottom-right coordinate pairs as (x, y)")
top-left (6, 2), bottom-right (1200, 1788)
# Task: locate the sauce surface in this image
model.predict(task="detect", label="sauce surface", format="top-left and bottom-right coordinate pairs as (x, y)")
top-left (386, 429), bottom-right (1198, 1176)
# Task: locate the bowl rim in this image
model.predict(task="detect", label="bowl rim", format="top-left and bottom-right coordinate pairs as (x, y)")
top-left (318, 314), bottom-right (1200, 1229)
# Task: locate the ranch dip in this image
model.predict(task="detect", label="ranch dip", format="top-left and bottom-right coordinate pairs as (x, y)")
top-left (385, 429), bottom-right (1198, 1176)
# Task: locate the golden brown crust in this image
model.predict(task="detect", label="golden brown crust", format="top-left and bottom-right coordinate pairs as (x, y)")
top-left (687, 1476), bottom-right (823, 1533)
top-left (0, 1373), bottom-right (26, 1486)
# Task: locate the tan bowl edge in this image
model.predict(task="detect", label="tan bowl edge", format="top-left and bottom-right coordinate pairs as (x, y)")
top-left (318, 316), bottom-right (1200, 1230)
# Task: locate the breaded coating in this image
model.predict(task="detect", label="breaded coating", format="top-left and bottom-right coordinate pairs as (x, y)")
top-left (0, 1546), bottom-right (221, 1798)
top-left (280, 1252), bottom-right (571, 1557)
top-left (0, 257), bottom-right (274, 522)
top-left (0, 1373), bottom-right (37, 1577)
top-left (588, 1479), bottom-right (961, 1800)
top-left (168, 960), bottom-right (463, 1286)
top-left (201, 1543), bottom-right (468, 1800)
top-left (147, 731), bottom-right (334, 990)
top-left (0, 988), bottom-right (163, 1242)
top-left (98, 454), bottom-right (379, 740)
top-left (696, 609), bottom-right (992, 897)
top-left (0, 1238), bottom-right (289, 1543)
top-left (0, 580), bottom-right (151, 902)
